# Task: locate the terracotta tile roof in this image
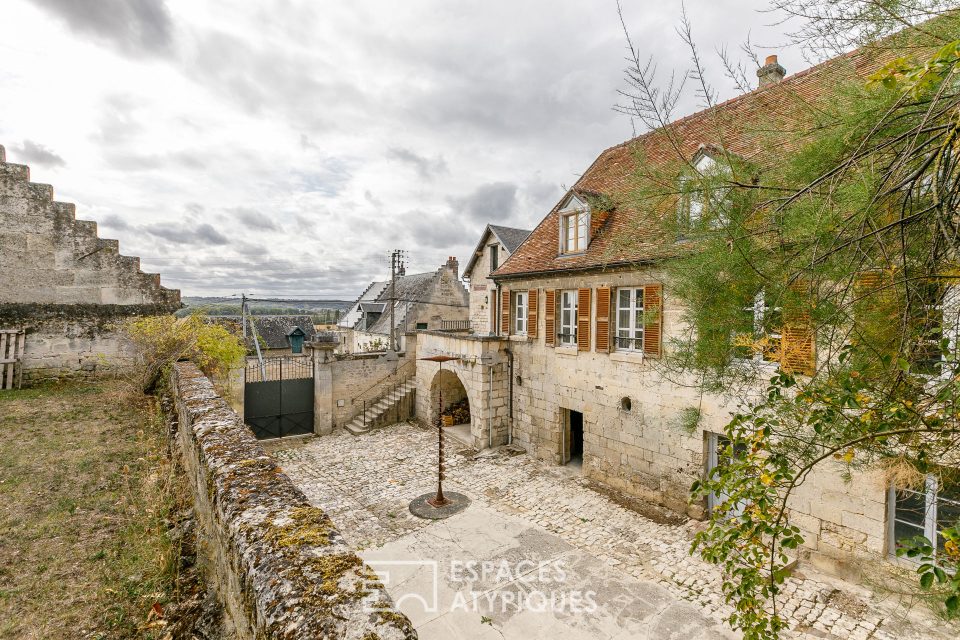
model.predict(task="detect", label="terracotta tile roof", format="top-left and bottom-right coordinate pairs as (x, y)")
top-left (492, 45), bottom-right (894, 279)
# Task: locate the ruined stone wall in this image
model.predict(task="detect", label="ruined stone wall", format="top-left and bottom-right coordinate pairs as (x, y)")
top-left (171, 362), bottom-right (415, 640)
top-left (497, 267), bottom-right (889, 577)
top-left (0, 144), bottom-right (180, 381)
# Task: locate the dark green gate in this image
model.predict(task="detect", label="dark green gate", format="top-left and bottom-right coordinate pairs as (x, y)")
top-left (244, 357), bottom-right (314, 439)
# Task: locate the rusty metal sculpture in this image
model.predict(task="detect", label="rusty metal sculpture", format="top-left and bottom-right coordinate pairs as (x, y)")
top-left (419, 354), bottom-right (458, 507)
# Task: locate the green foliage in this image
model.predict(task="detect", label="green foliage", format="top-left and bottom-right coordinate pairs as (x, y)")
top-left (619, 8), bottom-right (960, 638)
top-left (898, 531), bottom-right (960, 615)
top-left (118, 314), bottom-right (246, 393)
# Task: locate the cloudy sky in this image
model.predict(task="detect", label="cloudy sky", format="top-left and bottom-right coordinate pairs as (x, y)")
top-left (1, 0), bottom-right (809, 298)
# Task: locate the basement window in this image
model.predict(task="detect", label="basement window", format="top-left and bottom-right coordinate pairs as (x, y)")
top-left (889, 474), bottom-right (960, 562)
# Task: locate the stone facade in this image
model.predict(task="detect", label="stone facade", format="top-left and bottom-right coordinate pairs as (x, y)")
top-left (488, 266), bottom-right (891, 577)
top-left (405, 261), bottom-right (890, 578)
top-left (465, 238), bottom-right (502, 335)
top-left (338, 258), bottom-right (468, 353)
top-left (462, 225), bottom-right (530, 335)
top-left (0, 144), bottom-right (180, 381)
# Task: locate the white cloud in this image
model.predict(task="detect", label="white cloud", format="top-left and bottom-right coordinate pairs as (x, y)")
top-left (1, 0), bottom-right (806, 297)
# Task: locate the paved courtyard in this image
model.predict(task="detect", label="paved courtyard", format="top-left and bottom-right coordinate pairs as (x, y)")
top-left (273, 423), bottom-right (954, 640)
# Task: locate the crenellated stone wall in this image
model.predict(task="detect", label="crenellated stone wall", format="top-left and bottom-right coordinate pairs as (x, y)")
top-left (171, 361), bottom-right (416, 639)
top-left (0, 144), bottom-right (180, 381)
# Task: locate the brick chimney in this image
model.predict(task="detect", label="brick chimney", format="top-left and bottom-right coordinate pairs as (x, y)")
top-left (757, 54), bottom-right (786, 87)
top-left (446, 255), bottom-right (459, 279)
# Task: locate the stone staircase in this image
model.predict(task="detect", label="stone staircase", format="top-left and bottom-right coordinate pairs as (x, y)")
top-left (0, 143), bottom-right (179, 307)
top-left (345, 378), bottom-right (417, 435)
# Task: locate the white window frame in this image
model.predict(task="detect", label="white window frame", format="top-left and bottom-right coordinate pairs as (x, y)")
top-left (514, 290), bottom-right (528, 335)
top-left (706, 432), bottom-right (747, 518)
top-left (732, 290), bottom-right (781, 366)
top-left (678, 153), bottom-right (730, 234)
top-left (559, 290), bottom-right (578, 346)
top-left (888, 474), bottom-right (960, 562)
top-left (558, 195), bottom-right (590, 255)
top-left (913, 284), bottom-right (960, 380)
top-left (615, 287), bottom-right (645, 352)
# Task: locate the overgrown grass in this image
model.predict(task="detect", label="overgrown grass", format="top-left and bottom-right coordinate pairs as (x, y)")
top-left (0, 381), bottom-right (181, 639)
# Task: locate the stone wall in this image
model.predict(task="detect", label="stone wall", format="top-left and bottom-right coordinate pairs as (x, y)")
top-left (311, 336), bottom-right (418, 434)
top-left (466, 238), bottom-right (505, 335)
top-left (0, 144), bottom-right (180, 381)
top-left (495, 266), bottom-right (890, 576)
top-left (414, 331), bottom-right (509, 450)
top-left (171, 361), bottom-right (415, 639)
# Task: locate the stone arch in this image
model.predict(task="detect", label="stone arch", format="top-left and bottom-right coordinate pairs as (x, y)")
top-left (428, 368), bottom-right (471, 427)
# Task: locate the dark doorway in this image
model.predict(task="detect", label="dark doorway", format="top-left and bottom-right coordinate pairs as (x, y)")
top-left (563, 408), bottom-right (584, 466)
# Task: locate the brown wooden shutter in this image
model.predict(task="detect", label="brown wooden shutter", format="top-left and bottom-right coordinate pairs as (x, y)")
top-left (501, 288), bottom-right (511, 336)
top-left (528, 289), bottom-right (538, 338)
top-left (544, 289), bottom-right (556, 346)
top-left (643, 284), bottom-right (662, 357)
top-left (577, 288), bottom-right (591, 351)
top-left (781, 284), bottom-right (815, 376)
top-left (595, 286), bottom-right (611, 352)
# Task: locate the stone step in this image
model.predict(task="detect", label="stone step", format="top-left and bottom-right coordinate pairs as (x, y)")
top-left (0, 162), bottom-right (30, 183)
top-left (345, 420), bottom-right (369, 435)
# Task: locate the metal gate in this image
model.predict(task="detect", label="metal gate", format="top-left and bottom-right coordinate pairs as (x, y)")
top-left (244, 357), bottom-right (314, 439)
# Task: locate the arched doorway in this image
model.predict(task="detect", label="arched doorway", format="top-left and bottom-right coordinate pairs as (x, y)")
top-left (429, 369), bottom-right (471, 436)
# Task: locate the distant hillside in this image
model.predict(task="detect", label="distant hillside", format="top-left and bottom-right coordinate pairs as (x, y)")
top-left (177, 297), bottom-right (353, 321)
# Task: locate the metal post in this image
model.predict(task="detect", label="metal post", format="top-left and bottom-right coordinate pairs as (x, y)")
top-left (390, 250), bottom-right (397, 352)
top-left (429, 360), bottom-right (449, 507)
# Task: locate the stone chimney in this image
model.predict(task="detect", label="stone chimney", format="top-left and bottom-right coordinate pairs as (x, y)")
top-left (757, 54), bottom-right (786, 87)
top-left (446, 255), bottom-right (459, 279)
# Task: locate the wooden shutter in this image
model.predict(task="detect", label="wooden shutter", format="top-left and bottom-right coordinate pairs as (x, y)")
top-left (577, 288), bottom-right (591, 351)
top-left (595, 286), bottom-right (611, 352)
top-left (544, 289), bottom-right (556, 347)
top-left (643, 284), bottom-right (662, 357)
top-left (528, 289), bottom-right (538, 338)
top-left (501, 288), bottom-right (511, 336)
top-left (781, 283), bottom-right (815, 376)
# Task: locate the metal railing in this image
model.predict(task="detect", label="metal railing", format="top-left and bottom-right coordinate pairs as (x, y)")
top-left (440, 319), bottom-right (471, 332)
top-left (353, 359), bottom-right (417, 430)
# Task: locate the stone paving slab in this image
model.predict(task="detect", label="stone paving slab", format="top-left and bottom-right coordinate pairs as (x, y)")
top-left (274, 423), bottom-right (958, 640)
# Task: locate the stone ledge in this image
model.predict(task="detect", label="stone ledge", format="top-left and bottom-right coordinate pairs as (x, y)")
top-left (171, 362), bottom-right (416, 640)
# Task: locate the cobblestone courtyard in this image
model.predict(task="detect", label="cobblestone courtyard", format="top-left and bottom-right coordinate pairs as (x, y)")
top-left (274, 423), bottom-right (954, 640)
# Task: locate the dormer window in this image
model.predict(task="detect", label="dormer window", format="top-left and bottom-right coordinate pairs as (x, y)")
top-left (559, 194), bottom-right (590, 255)
top-left (678, 151), bottom-right (731, 234)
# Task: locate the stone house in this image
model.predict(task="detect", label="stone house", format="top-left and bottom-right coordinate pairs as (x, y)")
top-left (462, 224), bottom-right (531, 335)
top-left (411, 49), bottom-right (948, 581)
top-left (337, 257), bottom-right (468, 353)
top-left (0, 144), bottom-right (180, 382)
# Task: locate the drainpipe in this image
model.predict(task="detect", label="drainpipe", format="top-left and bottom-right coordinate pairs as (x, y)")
top-left (487, 363), bottom-right (494, 449)
top-left (504, 347), bottom-right (514, 445)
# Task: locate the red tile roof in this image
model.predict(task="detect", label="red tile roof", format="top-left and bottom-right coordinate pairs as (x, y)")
top-left (492, 45), bottom-right (894, 279)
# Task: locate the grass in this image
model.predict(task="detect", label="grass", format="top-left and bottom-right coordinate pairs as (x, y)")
top-left (0, 380), bottom-right (181, 639)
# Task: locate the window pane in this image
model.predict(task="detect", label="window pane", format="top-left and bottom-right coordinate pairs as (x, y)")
top-left (895, 488), bottom-right (928, 527)
top-left (937, 478), bottom-right (960, 553)
top-left (619, 309), bottom-right (630, 331)
top-left (635, 289), bottom-right (644, 310)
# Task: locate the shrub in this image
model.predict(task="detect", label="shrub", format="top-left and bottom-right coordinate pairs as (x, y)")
top-left (118, 314), bottom-right (246, 393)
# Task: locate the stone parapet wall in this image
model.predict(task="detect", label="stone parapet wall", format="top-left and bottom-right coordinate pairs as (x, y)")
top-left (0, 302), bottom-right (174, 381)
top-left (171, 361), bottom-right (415, 639)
